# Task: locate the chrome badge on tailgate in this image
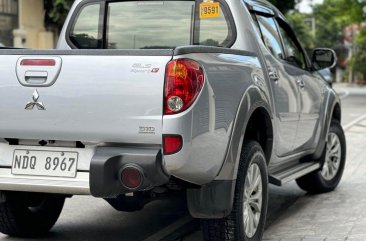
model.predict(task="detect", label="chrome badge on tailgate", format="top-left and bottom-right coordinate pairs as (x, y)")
top-left (25, 89), bottom-right (45, 110)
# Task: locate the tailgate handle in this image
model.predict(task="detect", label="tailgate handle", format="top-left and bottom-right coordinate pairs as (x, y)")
top-left (25, 71), bottom-right (48, 84)
top-left (16, 56), bottom-right (62, 87)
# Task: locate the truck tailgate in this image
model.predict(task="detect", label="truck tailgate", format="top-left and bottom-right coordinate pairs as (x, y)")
top-left (0, 51), bottom-right (172, 144)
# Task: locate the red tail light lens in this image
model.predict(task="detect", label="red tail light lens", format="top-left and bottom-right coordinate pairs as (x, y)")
top-left (164, 59), bottom-right (204, 115)
top-left (120, 166), bottom-right (143, 189)
top-left (20, 59), bottom-right (56, 66)
top-left (163, 135), bottom-right (183, 155)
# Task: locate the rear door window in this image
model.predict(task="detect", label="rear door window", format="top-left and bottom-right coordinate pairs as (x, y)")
top-left (276, 20), bottom-right (307, 69)
top-left (255, 15), bottom-right (284, 60)
top-left (194, 1), bottom-right (233, 47)
top-left (68, 0), bottom-right (235, 49)
top-left (69, 3), bottom-right (102, 49)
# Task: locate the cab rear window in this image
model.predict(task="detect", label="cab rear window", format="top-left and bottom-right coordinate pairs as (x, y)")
top-left (68, 0), bottom-right (235, 49)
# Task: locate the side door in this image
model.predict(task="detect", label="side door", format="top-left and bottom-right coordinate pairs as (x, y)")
top-left (252, 13), bottom-right (300, 157)
top-left (275, 19), bottom-right (324, 150)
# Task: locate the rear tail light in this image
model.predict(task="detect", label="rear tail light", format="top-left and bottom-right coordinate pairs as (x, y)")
top-left (163, 135), bottom-right (183, 155)
top-left (20, 59), bottom-right (56, 66)
top-left (164, 59), bottom-right (205, 115)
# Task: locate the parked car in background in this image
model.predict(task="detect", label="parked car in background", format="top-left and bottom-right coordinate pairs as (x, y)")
top-left (0, 0), bottom-right (346, 240)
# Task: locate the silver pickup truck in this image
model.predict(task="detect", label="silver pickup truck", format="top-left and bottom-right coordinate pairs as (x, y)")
top-left (0, 0), bottom-right (345, 240)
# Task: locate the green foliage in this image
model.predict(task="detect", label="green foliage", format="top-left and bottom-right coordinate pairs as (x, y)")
top-left (268, 0), bottom-right (296, 14)
top-left (44, 0), bottom-right (74, 30)
top-left (311, 0), bottom-right (366, 82)
top-left (312, 0), bottom-right (365, 48)
top-left (313, 1), bottom-right (345, 48)
top-left (286, 11), bottom-right (314, 49)
top-left (351, 28), bottom-right (366, 79)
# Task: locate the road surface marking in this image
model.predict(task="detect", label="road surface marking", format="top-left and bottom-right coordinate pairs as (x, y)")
top-left (343, 114), bottom-right (366, 131)
top-left (339, 89), bottom-right (349, 99)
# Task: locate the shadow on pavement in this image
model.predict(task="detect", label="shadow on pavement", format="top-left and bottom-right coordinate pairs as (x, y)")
top-left (266, 183), bottom-right (306, 228)
top-left (1, 194), bottom-right (189, 241)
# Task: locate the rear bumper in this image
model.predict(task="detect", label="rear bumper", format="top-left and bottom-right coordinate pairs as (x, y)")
top-left (0, 144), bottom-right (168, 197)
top-left (89, 147), bottom-right (169, 197)
top-left (0, 168), bottom-right (90, 195)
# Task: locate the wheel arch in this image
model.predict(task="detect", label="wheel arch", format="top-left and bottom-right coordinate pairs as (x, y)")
top-left (243, 106), bottom-right (274, 165)
top-left (332, 102), bottom-right (341, 123)
top-left (312, 90), bottom-right (342, 160)
top-left (187, 86), bottom-right (274, 219)
top-left (215, 86), bottom-right (274, 181)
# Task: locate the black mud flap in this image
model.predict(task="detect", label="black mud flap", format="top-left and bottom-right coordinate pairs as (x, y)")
top-left (187, 180), bottom-right (235, 219)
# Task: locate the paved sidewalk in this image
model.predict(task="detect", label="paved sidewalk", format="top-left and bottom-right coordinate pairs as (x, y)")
top-left (262, 119), bottom-right (366, 241)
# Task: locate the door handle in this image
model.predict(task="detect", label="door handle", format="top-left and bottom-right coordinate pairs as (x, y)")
top-left (268, 70), bottom-right (279, 81)
top-left (297, 79), bottom-right (305, 89)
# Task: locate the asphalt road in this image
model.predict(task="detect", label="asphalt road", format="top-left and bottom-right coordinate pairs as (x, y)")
top-left (0, 83), bottom-right (365, 241)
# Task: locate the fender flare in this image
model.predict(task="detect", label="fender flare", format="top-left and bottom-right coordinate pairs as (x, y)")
top-left (215, 86), bottom-right (273, 181)
top-left (187, 86), bottom-right (273, 218)
top-left (312, 89), bottom-right (341, 160)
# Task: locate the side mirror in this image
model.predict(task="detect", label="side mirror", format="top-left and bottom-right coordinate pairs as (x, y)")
top-left (311, 48), bottom-right (337, 71)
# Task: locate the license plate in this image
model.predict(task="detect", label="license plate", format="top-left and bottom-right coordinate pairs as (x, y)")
top-left (12, 150), bottom-right (78, 178)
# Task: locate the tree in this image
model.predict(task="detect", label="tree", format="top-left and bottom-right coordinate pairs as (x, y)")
top-left (312, 0), bottom-right (366, 48)
top-left (351, 28), bottom-right (366, 80)
top-left (268, 0), bottom-right (296, 13)
top-left (44, 0), bottom-right (74, 31)
top-left (286, 11), bottom-right (314, 49)
top-left (313, 1), bottom-right (345, 48)
top-left (311, 0), bottom-right (366, 83)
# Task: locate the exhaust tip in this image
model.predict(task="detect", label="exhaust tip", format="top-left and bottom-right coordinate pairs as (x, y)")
top-left (120, 165), bottom-right (143, 190)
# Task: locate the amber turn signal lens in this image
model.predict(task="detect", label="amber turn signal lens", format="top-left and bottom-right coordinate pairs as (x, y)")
top-left (164, 59), bottom-right (204, 115)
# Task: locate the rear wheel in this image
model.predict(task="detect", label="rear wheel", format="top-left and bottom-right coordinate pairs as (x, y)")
top-left (0, 192), bottom-right (65, 237)
top-left (201, 141), bottom-right (268, 241)
top-left (296, 120), bottom-right (346, 193)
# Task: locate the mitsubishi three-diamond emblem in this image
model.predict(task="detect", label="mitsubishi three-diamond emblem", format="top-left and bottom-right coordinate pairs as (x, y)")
top-left (25, 90), bottom-right (45, 110)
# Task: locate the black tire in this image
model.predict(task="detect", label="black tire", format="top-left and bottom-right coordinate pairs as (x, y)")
top-left (296, 120), bottom-right (346, 194)
top-left (201, 141), bottom-right (268, 241)
top-left (0, 192), bottom-right (65, 237)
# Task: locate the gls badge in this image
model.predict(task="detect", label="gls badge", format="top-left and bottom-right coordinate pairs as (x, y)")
top-left (25, 90), bottom-right (46, 110)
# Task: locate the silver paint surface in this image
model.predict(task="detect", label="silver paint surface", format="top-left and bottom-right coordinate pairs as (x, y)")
top-left (0, 55), bottom-right (171, 144)
top-left (0, 0), bottom-right (341, 192)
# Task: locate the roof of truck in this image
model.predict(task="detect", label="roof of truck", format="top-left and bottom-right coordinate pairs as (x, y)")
top-left (244, 0), bottom-right (286, 19)
top-left (76, 0), bottom-right (286, 19)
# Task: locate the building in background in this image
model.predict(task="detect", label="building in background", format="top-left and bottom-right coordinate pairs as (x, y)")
top-left (0, 0), bottom-right (54, 49)
top-left (0, 0), bottom-right (18, 46)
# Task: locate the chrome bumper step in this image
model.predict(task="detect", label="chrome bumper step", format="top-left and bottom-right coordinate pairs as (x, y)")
top-left (0, 168), bottom-right (90, 195)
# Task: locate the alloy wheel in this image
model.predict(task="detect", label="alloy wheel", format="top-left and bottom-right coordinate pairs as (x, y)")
top-left (243, 162), bottom-right (263, 238)
top-left (321, 132), bottom-right (341, 181)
